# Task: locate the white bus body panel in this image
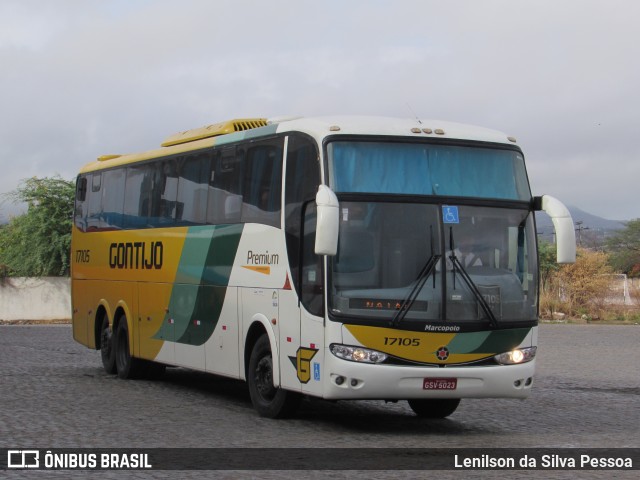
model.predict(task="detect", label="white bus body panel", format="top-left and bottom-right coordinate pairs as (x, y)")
top-left (322, 354), bottom-right (536, 400)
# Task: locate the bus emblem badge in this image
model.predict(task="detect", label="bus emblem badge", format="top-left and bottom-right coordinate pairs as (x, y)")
top-left (289, 347), bottom-right (318, 384)
top-left (436, 346), bottom-right (450, 361)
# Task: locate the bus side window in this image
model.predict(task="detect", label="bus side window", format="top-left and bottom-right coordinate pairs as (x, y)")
top-left (176, 153), bottom-right (209, 225)
top-left (76, 176), bottom-right (87, 202)
top-left (241, 138), bottom-right (284, 228)
top-left (101, 168), bottom-right (126, 229)
top-left (284, 134), bottom-right (322, 316)
top-left (154, 159), bottom-right (178, 226)
top-left (86, 173), bottom-right (102, 231)
top-left (301, 203), bottom-right (323, 315)
top-left (207, 146), bottom-right (242, 225)
top-left (124, 164), bottom-right (153, 228)
top-left (74, 176), bottom-right (88, 231)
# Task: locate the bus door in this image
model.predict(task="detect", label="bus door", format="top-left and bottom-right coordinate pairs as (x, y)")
top-left (280, 134), bottom-right (325, 396)
top-left (278, 201), bottom-right (325, 396)
top-left (277, 270), bottom-right (324, 397)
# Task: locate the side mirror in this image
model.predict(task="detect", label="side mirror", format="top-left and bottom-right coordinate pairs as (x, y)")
top-left (534, 195), bottom-right (576, 263)
top-left (315, 185), bottom-right (339, 256)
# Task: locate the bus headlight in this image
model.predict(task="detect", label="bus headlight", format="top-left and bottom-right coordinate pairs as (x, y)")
top-left (494, 346), bottom-right (536, 365)
top-left (330, 344), bottom-right (388, 364)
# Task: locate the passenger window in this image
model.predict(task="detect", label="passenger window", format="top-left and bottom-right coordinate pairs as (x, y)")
top-left (207, 146), bottom-right (243, 224)
top-left (74, 176), bottom-right (89, 231)
top-left (124, 164), bottom-right (155, 228)
top-left (176, 154), bottom-right (209, 225)
top-left (205, 137), bottom-right (284, 227)
top-left (86, 173), bottom-right (102, 230)
top-left (156, 159), bottom-right (178, 226)
top-left (241, 138), bottom-right (283, 228)
top-left (101, 169), bottom-right (126, 229)
top-left (91, 174), bottom-right (102, 192)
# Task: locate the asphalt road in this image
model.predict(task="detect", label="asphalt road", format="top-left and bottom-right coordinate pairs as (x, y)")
top-left (0, 324), bottom-right (638, 479)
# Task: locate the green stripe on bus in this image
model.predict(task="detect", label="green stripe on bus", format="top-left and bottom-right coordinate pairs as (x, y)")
top-left (213, 124), bottom-right (279, 147)
top-left (446, 328), bottom-right (531, 354)
top-left (153, 224), bottom-right (244, 346)
top-left (445, 331), bottom-right (491, 353)
top-left (470, 328), bottom-right (531, 353)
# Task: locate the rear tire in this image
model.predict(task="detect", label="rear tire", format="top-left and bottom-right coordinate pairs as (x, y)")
top-left (114, 316), bottom-right (145, 379)
top-left (407, 398), bottom-right (460, 418)
top-left (248, 335), bottom-right (301, 418)
top-left (99, 316), bottom-right (116, 374)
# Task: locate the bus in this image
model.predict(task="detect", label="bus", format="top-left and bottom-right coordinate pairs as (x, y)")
top-left (71, 115), bottom-right (576, 418)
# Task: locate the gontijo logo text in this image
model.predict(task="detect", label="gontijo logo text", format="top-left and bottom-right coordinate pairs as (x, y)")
top-left (109, 241), bottom-right (163, 270)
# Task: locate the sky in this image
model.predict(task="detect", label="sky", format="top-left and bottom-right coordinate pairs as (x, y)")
top-left (1, 0), bottom-right (639, 222)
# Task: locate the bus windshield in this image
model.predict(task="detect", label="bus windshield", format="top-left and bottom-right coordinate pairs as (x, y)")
top-left (326, 140), bottom-right (538, 329)
top-left (328, 202), bottom-right (538, 328)
top-left (327, 140), bottom-right (531, 201)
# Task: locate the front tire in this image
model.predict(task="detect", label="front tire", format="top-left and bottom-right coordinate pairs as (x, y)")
top-left (100, 315), bottom-right (116, 374)
top-left (407, 398), bottom-right (460, 418)
top-left (247, 335), bottom-right (301, 418)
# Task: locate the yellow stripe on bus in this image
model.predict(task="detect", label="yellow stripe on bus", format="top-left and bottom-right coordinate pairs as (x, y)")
top-left (242, 265), bottom-right (271, 275)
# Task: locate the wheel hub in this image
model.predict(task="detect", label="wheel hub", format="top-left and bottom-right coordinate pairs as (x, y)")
top-left (255, 356), bottom-right (276, 400)
top-left (101, 327), bottom-right (112, 354)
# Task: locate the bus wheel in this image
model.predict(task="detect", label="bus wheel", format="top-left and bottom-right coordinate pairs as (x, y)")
top-left (99, 316), bottom-right (116, 374)
top-left (248, 335), bottom-right (301, 418)
top-left (114, 316), bottom-right (144, 380)
top-left (407, 398), bottom-right (460, 418)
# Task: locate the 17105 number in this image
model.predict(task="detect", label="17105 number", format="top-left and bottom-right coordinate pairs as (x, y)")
top-left (383, 337), bottom-right (420, 346)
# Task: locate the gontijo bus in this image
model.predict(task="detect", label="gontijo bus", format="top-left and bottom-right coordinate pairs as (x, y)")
top-left (72, 116), bottom-right (576, 418)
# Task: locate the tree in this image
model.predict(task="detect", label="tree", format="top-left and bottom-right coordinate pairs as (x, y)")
top-left (538, 240), bottom-right (560, 293)
top-left (0, 176), bottom-right (75, 276)
top-left (551, 248), bottom-right (613, 316)
top-left (606, 219), bottom-right (640, 276)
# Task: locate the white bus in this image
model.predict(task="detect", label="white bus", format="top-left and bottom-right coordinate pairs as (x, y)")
top-left (72, 116), bottom-right (576, 418)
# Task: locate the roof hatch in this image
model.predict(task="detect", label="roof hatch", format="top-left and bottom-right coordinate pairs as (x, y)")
top-left (161, 118), bottom-right (267, 147)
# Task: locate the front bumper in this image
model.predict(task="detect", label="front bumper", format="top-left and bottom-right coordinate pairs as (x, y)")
top-left (322, 353), bottom-right (535, 400)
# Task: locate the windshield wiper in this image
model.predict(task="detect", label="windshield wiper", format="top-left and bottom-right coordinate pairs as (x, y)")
top-left (391, 226), bottom-right (440, 327)
top-left (448, 227), bottom-right (498, 328)
top-left (390, 255), bottom-right (440, 327)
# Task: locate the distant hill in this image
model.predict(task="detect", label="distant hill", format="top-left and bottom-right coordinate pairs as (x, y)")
top-left (536, 206), bottom-right (626, 245)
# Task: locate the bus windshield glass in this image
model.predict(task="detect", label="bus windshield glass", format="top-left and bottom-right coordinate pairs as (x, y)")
top-left (328, 202), bottom-right (538, 327)
top-left (326, 140), bottom-right (537, 328)
top-left (327, 140), bottom-right (531, 200)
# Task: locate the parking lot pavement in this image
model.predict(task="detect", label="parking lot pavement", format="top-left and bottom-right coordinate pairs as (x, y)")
top-left (0, 324), bottom-right (638, 478)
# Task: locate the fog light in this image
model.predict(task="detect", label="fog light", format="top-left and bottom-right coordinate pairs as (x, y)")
top-left (494, 346), bottom-right (537, 365)
top-left (335, 375), bottom-right (345, 385)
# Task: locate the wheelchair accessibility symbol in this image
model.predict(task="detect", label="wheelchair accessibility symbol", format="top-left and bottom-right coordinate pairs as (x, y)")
top-left (442, 206), bottom-right (460, 224)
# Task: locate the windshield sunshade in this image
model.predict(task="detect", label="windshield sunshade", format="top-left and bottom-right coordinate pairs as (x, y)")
top-left (328, 141), bottom-right (531, 201)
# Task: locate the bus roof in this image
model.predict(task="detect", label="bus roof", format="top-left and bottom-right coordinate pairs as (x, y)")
top-left (79, 116), bottom-right (518, 174)
top-left (275, 116), bottom-right (517, 145)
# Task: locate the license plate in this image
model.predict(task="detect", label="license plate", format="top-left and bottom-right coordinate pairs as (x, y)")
top-left (423, 378), bottom-right (457, 390)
